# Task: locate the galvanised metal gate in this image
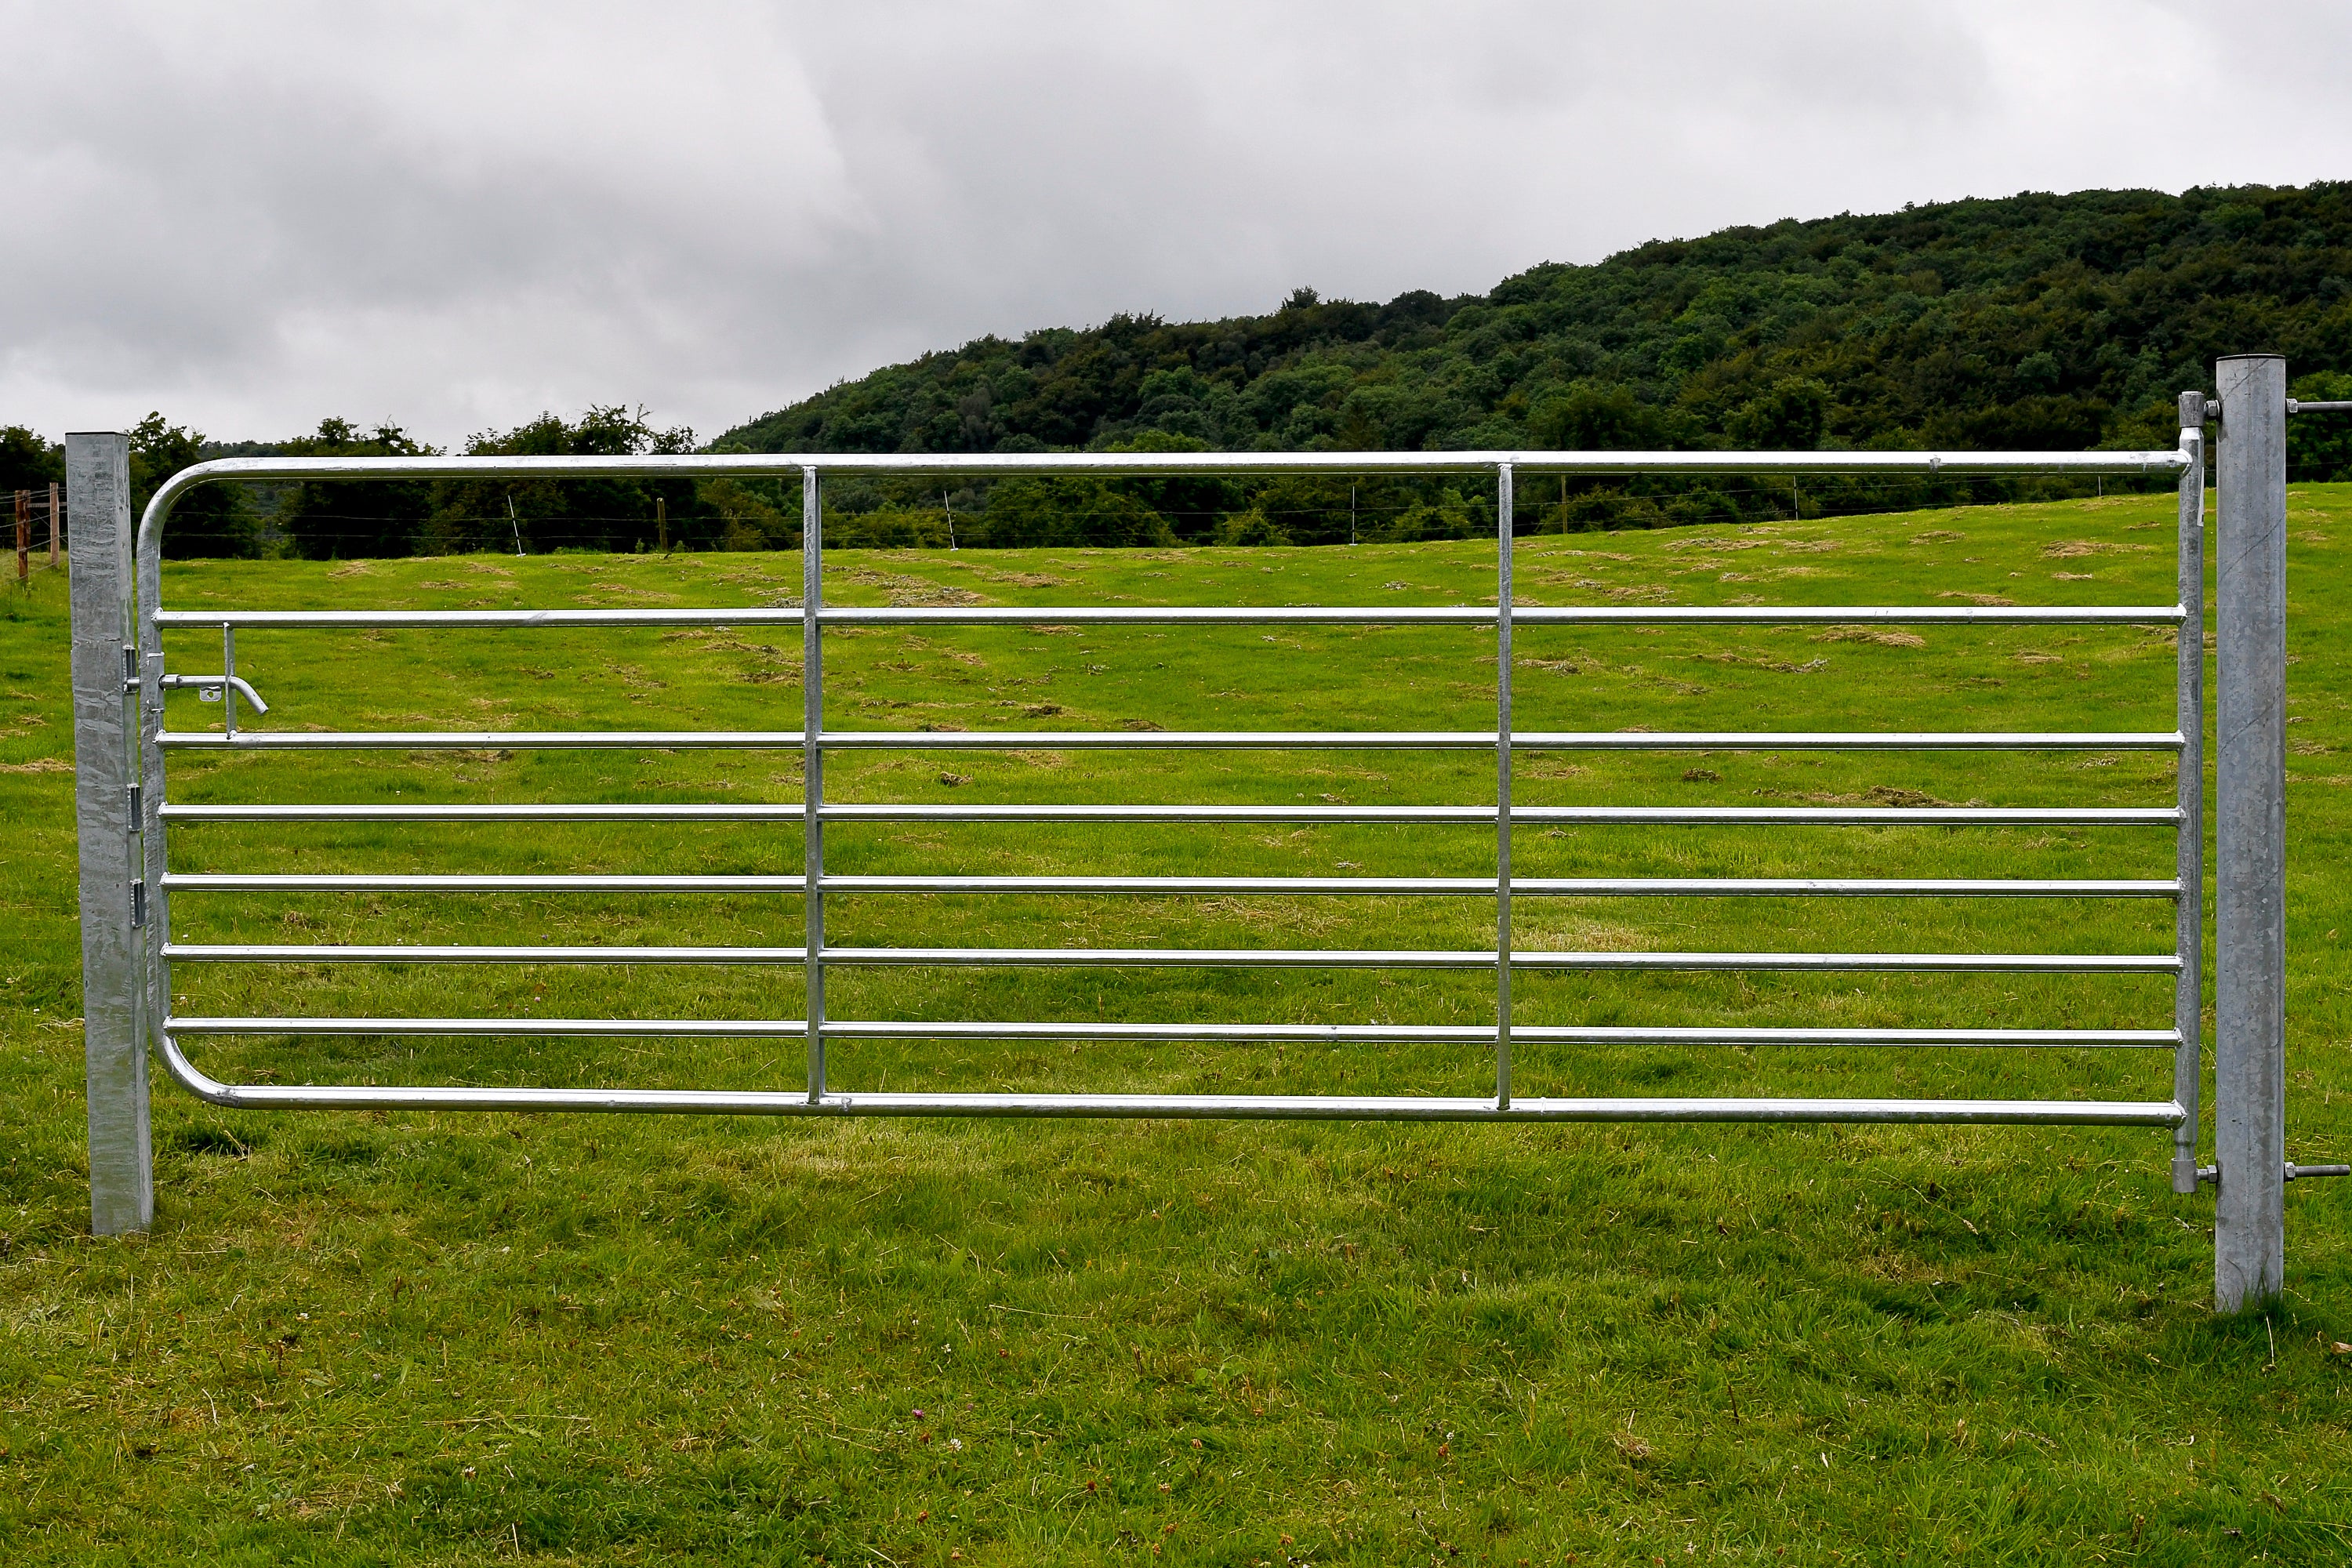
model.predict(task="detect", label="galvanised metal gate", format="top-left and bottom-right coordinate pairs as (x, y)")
top-left (65, 360), bottom-right (2323, 1308)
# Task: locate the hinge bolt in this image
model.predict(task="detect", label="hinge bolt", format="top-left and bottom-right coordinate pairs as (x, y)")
top-left (2196, 1162), bottom-right (2350, 1187)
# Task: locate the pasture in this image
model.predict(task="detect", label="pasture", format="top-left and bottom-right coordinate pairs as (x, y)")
top-left (5, 486), bottom-right (2352, 1564)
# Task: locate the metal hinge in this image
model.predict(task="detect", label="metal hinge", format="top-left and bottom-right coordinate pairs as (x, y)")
top-left (128, 782), bottom-right (142, 833)
top-left (122, 644), bottom-right (138, 691)
top-left (2197, 1162), bottom-right (2351, 1185)
top-left (130, 879), bottom-right (146, 930)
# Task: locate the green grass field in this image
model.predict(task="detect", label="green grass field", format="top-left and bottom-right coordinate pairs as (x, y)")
top-left (5, 487), bottom-right (2352, 1565)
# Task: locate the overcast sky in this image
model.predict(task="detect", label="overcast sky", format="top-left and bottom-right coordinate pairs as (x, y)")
top-left (2, 1), bottom-right (2345, 448)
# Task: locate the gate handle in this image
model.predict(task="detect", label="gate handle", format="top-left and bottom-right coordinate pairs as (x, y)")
top-left (159, 673), bottom-right (269, 714)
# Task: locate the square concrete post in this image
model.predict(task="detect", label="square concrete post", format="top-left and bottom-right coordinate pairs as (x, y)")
top-left (2213, 354), bottom-right (2288, 1312)
top-left (67, 432), bottom-right (153, 1235)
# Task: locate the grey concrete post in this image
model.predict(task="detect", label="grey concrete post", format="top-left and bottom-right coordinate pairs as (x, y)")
top-left (66, 432), bottom-right (153, 1235)
top-left (2213, 354), bottom-right (2288, 1311)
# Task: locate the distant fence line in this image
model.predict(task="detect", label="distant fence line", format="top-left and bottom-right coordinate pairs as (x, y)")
top-left (13, 482), bottom-right (63, 582)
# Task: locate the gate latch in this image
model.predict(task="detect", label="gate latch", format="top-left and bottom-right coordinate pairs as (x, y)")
top-left (159, 673), bottom-right (270, 713)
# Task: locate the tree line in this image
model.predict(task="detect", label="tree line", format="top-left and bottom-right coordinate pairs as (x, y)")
top-left (9, 183), bottom-right (2352, 557)
top-left (0, 408), bottom-right (713, 560)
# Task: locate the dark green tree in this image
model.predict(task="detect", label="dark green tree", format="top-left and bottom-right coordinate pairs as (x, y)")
top-left (1526, 383), bottom-right (1675, 449)
top-left (2290, 371), bottom-right (2352, 480)
top-left (1097, 431), bottom-right (1243, 541)
top-left (1214, 510), bottom-right (1290, 546)
top-left (0, 426), bottom-right (62, 497)
top-left (130, 413), bottom-right (256, 558)
top-left (281, 419), bottom-right (438, 559)
top-left (977, 477), bottom-right (1176, 548)
top-left (1726, 378), bottom-right (1832, 450)
top-left (429, 406), bottom-right (709, 554)
top-left (1234, 474), bottom-right (1416, 545)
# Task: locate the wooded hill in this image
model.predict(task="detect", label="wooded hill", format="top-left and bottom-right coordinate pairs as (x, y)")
top-left (711, 182), bottom-right (2352, 547)
top-left (11, 183), bottom-right (2351, 555)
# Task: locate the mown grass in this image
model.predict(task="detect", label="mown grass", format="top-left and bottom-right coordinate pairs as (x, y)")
top-left (5, 487), bottom-right (2352, 1565)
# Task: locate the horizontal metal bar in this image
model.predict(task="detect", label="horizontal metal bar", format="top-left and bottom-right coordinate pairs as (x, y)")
top-left (843, 1022), bottom-right (2181, 1047)
top-left (2288, 400), bottom-right (2352, 415)
top-left (157, 942), bottom-right (2180, 973)
top-left (819, 730), bottom-right (2182, 753)
top-left (828, 876), bottom-right (2180, 898)
top-left (1524, 807), bottom-right (2180, 826)
top-left (164, 943), bottom-right (810, 965)
top-left (164, 802), bottom-right (819, 822)
top-left (1516, 604), bottom-right (2184, 626)
top-left (150, 1035), bottom-right (2189, 1124)
top-left (154, 608), bottom-right (808, 630)
top-left (153, 601), bottom-right (2190, 631)
top-left (158, 730), bottom-right (807, 750)
top-left (1519, 731), bottom-right (2181, 752)
top-left (147, 447), bottom-right (2196, 496)
top-left (162, 1015), bottom-right (2176, 1047)
top-left (159, 872), bottom-right (2181, 898)
top-left (1515, 950), bottom-right (2180, 973)
top-left (165, 873), bottom-right (811, 893)
top-left (155, 800), bottom-right (2183, 827)
top-left (157, 728), bottom-right (2187, 753)
top-left (815, 604), bottom-right (2188, 628)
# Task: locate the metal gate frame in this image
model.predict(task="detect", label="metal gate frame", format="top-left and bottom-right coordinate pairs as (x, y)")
top-left (64, 359), bottom-right (2315, 1308)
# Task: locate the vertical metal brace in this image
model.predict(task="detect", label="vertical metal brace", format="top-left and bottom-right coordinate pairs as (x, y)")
top-left (221, 625), bottom-right (238, 738)
top-left (66, 432), bottom-right (153, 1235)
top-left (2172, 392), bottom-right (2206, 1195)
top-left (2213, 354), bottom-right (2288, 1311)
top-left (803, 469), bottom-right (825, 1104)
top-left (1495, 463), bottom-right (1514, 1109)
top-left (137, 434), bottom-right (172, 1171)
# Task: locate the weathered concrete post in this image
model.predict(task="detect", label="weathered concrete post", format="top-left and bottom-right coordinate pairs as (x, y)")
top-left (67, 432), bottom-right (153, 1235)
top-left (2212, 355), bottom-right (2288, 1311)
